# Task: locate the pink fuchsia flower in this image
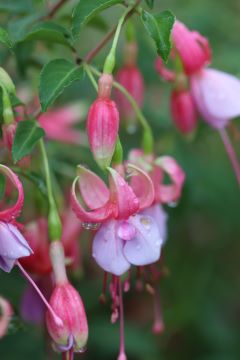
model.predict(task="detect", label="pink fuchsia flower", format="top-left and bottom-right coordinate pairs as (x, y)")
top-left (71, 163), bottom-right (154, 225)
top-left (92, 213), bottom-right (163, 276)
top-left (2, 122), bottom-right (17, 151)
top-left (38, 104), bottom-right (87, 146)
top-left (141, 204), bottom-right (168, 245)
top-left (87, 73), bottom-right (119, 169)
top-left (170, 89), bottom-right (198, 134)
top-left (172, 21), bottom-right (211, 75)
top-left (191, 68), bottom-right (240, 129)
top-left (0, 165), bottom-right (32, 272)
top-left (128, 149), bottom-right (185, 205)
top-left (46, 242), bottom-right (88, 354)
top-left (0, 296), bottom-right (13, 338)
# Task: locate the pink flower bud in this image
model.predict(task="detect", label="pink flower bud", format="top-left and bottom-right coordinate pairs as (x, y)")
top-left (172, 21), bottom-right (211, 75)
top-left (115, 65), bottom-right (144, 132)
top-left (170, 89), bottom-right (198, 134)
top-left (87, 73), bottom-right (119, 168)
top-left (46, 282), bottom-right (88, 353)
top-left (2, 122), bottom-right (17, 151)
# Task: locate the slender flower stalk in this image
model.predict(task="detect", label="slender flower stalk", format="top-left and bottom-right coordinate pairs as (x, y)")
top-left (39, 139), bottom-right (62, 241)
top-left (17, 261), bottom-right (63, 327)
top-left (219, 128), bottom-right (240, 185)
top-left (117, 281), bottom-right (127, 360)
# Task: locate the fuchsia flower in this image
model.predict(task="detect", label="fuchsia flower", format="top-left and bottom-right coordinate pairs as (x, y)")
top-left (71, 163), bottom-right (169, 275)
top-left (191, 68), bottom-right (240, 129)
top-left (171, 89), bottom-right (198, 134)
top-left (155, 57), bottom-right (175, 82)
top-left (172, 21), bottom-right (211, 75)
top-left (87, 73), bottom-right (119, 169)
top-left (46, 242), bottom-right (88, 354)
top-left (0, 165), bottom-right (32, 272)
top-left (0, 296), bottom-right (13, 338)
top-left (38, 105), bottom-right (87, 145)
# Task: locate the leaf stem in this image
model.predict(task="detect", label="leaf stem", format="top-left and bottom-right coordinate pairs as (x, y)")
top-left (84, 64), bottom-right (98, 92)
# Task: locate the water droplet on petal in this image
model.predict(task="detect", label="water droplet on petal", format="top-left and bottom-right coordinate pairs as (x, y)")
top-left (81, 222), bottom-right (100, 230)
top-left (140, 216), bottom-right (152, 230)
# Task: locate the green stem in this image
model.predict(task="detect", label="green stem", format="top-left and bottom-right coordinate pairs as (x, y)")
top-left (87, 65), bottom-right (154, 153)
top-left (84, 64), bottom-right (98, 92)
top-left (39, 139), bottom-right (62, 241)
top-left (103, 4), bottom-right (135, 74)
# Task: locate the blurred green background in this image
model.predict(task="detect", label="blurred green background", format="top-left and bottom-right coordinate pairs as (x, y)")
top-left (1, 0), bottom-right (240, 359)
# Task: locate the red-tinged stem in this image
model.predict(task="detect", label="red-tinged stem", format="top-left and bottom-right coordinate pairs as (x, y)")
top-left (62, 349), bottom-right (74, 360)
top-left (219, 128), bottom-right (240, 185)
top-left (117, 280), bottom-right (127, 360)
top-left (44, 0), bottom-right (67, 19)
top-left (16, 261), bottom-right (63, 327)
top-left (152, 289), bottom-right (165, 335)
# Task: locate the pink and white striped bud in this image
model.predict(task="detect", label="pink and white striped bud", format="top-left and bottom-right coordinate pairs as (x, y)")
top-left (2, 122), bottom-right (17, 151)
top-left (87, 73), bottom-right (119, 169)
top-left (46, 242), bottom-right (88, 353)
top-left (46, 282), bottom-right (88, 353)
top-left (170, 89), bottom-right (198, 134)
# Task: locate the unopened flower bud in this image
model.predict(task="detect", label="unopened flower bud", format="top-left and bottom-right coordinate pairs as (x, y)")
top-left (170, 89), bottom-right (198, 134)
top-left (87, 73), bottom-right (119, 169)
top-left (46, 282), bottom-right (88, 353)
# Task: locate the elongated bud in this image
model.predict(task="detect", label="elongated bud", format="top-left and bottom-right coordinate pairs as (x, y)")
top-left (46, 282), bottom-right (88, 353)
top-left (87, 73), bottom-right (119, 169)
top-left (2, 122), bottom-right (17, 151)
top-left (0, 68), bottom-right (16, 95)
top-left (170, 89), bottom-right (198, 134)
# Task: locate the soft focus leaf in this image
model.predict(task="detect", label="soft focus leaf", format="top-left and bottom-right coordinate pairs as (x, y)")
top-left (8, 14), bottom-right (40, 43)
top-left (20, 21), bottom-right (73, 47)
top-left (0, 0), bottom-right (33, 14)
top-left (12, 120), bottom-right (45, 163)
top-left (0, 173), bottom-right (6, 199)
top-left (72, 0), bottom-right (123, 38)
top-left (0, 27), bottom-right (12, 48)
top-left (141, 9), bottom-right (175, 62)
top-left (39, 59), bottom-right (84, 111)
top-left (145, 0), bottom-right (154, 9)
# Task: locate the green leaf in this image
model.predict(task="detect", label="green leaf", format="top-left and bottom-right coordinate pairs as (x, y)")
top-left (13, 169), bottom-right (47, 197)
top-left (0, 0), bottom-right (34, 14)
top-left (145, 0), bottom-right (154, 9)
top-left (12, 120), bottom-right (45, 163)
top-left (39, 59), bottom-right (84, 112)
top-left (72, 0), bottom-right (123, 38)
top-left (0, 173), bottom-right (6, 199)
top-left (8, 14), bottom-right (40, 43)
top-left (19, 21), bottom-right (73, 47)
top-left (141, 9), bottom-right (175, 62)
top-left (0, 27), bottom-right (12, 48)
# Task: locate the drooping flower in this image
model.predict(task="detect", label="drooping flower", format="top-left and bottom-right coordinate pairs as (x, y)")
top-left (46, 242), bottom-right (88, 354)
top-left (0, 165), bottom-right (32, 272)
top-left (191, 68), bottom-right (240, 129)
top-left (87, 73), bottom-right (119, 169)
top-left (0, 296), bottom-right (13, 338)
top-left (155, 57), bottom-right (176, 82)
top-left (171, 89), bottom-right (198, 134)
top-left (172, 21), bottom-right (211, 75)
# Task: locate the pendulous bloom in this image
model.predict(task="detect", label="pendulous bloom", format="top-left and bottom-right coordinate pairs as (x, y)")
top-left (172, 21), bottom-right (211, 75)
top-left (171, 89), bottom-right (198, 134)
top-left (0, 165), bottom-right (32, 272)
top-left (46, 242), bottom-right (88, 354)
top-left (191, 68), bottom-right (240, 129)
top-left (87, 73), bottom-right (119, 168)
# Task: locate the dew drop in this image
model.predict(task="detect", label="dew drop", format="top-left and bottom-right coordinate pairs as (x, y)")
top-left (81, 222), bottom-right (100, 230)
